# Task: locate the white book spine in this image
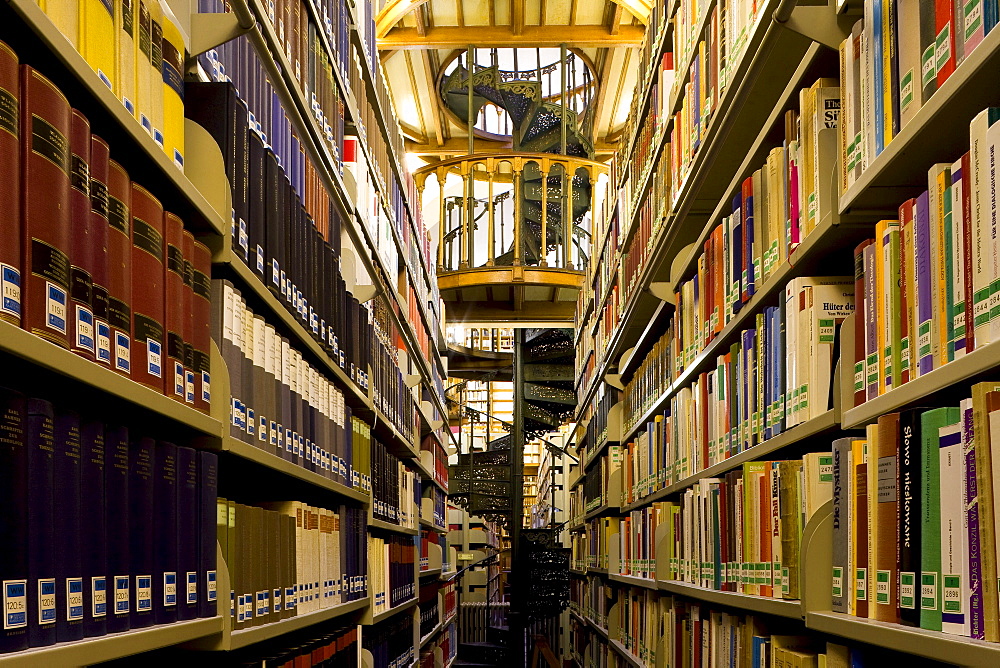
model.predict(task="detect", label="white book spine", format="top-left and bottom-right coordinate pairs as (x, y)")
top-left (941, 421), bottom-right (970, 636)
top-left (970, 110), bottom-right (994, 347)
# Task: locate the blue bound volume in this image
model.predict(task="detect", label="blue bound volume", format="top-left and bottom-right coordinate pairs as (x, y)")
top-left (26, 398), bottom-right (55, 648)
top-left (176, 446), bottom-right (199, 620)
top-left (152, 442), bottom-right (178, 625)
top-left (128, 437), bottom-right (154, 628)
top-left (80, 418), bottom-right (107, 638)
top-left (104, 424), bottom-right (130, 633)
top-left (53, 408), bottom-right (83, 643)
top-left (0, 388), bottom-right (28, 652)
top-left (197, 451), bottom-right (219, 618)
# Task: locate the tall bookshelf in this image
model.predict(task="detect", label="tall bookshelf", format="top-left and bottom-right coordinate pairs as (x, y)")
top-left (0, 0), bottom-right (448, 663)
top-left (571, 0), bottom-right (1000, 666)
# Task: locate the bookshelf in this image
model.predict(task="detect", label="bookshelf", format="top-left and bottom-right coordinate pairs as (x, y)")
top-left (571, 0), bottom-right (1000, 665)
top-left (0, 0), bottom-right (444, 661)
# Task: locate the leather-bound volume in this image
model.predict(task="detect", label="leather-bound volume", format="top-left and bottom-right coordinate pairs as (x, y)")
top-left (69, 110), bottom-right (95, 362)
top-left (21, 67), bottom-right (72, 349)
top-left (264, 147), bottom-right (283, 299)
top-left (0, 388), bottom-right (28, 652)
top-left (152, 441), bottom-right (177, 625)
top-left (26, 398), bottom-right (56, 648)
top-left (183, 82), bottom-right (248, 262)
top-left (0, 42), bottom-right (20, 327)
top-left (79, 418), bottom-right (107, 638)
top-left (128, 436), bottom-right (154, 628)
top-left (129, 184), bottom-right (164, 392)
top-left (196, 451), bottom-right (217, 618)
top-left (191, 240), bottom-right (212, 414)
top-left (106, 160), bottom-right (132, 377)
top-left (181, 231), bottom-right (196, 406)
top-left (89, 137), bottom-right (112, 368)
top-left (164, 212), bottom-right (186, 402)
top-left (53, 409), bottom-right (83, 643)
top-left (175, 446), bottom-right (198, 620)
top-left (248, 130), bottom-right (266, 282)
top-left (104, 424), bottom-right (130, 634)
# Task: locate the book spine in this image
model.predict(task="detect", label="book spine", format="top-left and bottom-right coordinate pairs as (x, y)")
top-left (69, 111), bottom-right (96, 362)
top-left (198, 451), bottom-right (219, 618)
top-left (21, 67), bottom-right (72, 350)
top-left (963, 399), bottom-right (985, 638)
top-left (89, 137), bottom-right (112, 368)
top-left (104, 425), bottom-right (129, 633)
top-left (175, 446), bottom-right (198, 621)
top-left (130, 184), bottom-right (165, 393)
top-left (129, 436), bottom-right (154, 628)
top-left (192, 240), bottom-right (212, 414)
top-left (152, 441), bottom-right (177, 625)
top-left (26, 398), bottom-right (56, 647)
top-left (106, 160), bottom-right (131, 377)
top-left (0, 41), bottom-right (19, 328)
top-left (0, 388), bottom-right (28, 652)
top-left (919, 2), bottom-right (939, 103)
top-left (53, 409), bottom-right (83, 643)
top-left (164, 213), bottom-right (186, 402)
top-left (181, 231), bottom-right (195, 406)
top-left (914, 191), bottom-right (934, 375)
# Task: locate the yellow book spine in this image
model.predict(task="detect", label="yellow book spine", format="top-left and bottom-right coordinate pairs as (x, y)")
top-left (874, 221), bottom-right (887, 395)
top-left (39, 0), bottom-right (79, 48)
top-left (148, 0), bottom-right (164, 149)
top-left (135, 0), bottom-right (152, 134)
top-left (116, 0), bottom-right (136, 115)
top-left (81, 0), bottom-right (116, 92)
top-left (160, 9), bottom-right (185, 170)
top-left (882, 0), bottom-right (894, 145)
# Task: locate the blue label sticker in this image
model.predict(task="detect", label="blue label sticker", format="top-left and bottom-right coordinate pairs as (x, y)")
top-left (206, 571), bottom-right (216, 602)
top-left (92, 577), bottom-right (106, 617)
top-left (67, 578), bottom-right (84, 620)
top-left (201, 371), bottom-right (211, 402)
top-left (187, 572), bottom-right (198, 604)
top-left (96, 320), bottom-right (111, 363)
top-left (39, 579), bottom-right (56, 624)
top-left (0, 264), bottom-right (21, 317)
top-left (46, 283), bottom-right (67, 333)
top-left (174, 361), bottom-right (185, 396)
top-left (164, 572), bottom-right (177, 606)
top-left (3, 580), bottom-right (26, 629)
top-left (136, 576), bottom-right (151, 611)
top-left (115, 332), bottom-right (130, 372)
top-left (186, 370), bottom-right (195, 403)
top-left (114, 576), bottom-right (129, 614)
top-left (147, 338), bottom-right (161, 377)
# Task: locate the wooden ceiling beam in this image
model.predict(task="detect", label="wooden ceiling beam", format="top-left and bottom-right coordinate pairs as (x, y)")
top-left (379, 24), bottom-right (645, 49)
top-left (512, 0), bottom-right (526, 35)
top-left (377, 0), bottom-right (649, 37)
top-left (406, 137), bottom-right (514, 156)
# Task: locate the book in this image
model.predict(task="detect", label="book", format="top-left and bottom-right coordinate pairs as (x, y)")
top-left (920, 407), bottom-right (960, 630)
top-left (163, 212), bottom-right (186, 402)
top-left (53, 409), bottom-right (83, 643)
top-left (104, 424), bottom-right (129, 634)
top-left (129, 184), bottom-right (164, 392)
top-left (832, 438), bottom-right (854, 614)
top-left (159, 7), bottom-right (184, 169)
top-left (21, 66), bottom-right (72, 349)
top-left (116, 0), bottom-right (136, 116)
top-left (26, 398), bottom-right (55, 647)
top-left (898, 408), bottom-right (926, 626)
top-left (152, 441), bottom-right (177, 625)
top-left (128, 436), bottom-right (154, 628)
top-left (197, 450), bottom-right (218, 618)
top-left (79, 418), bottom-right (106, 639)
top-left (175, 446), bottom-right (197, 621)
top-left (89, 136), bottom-right (112, 369)
top-left (0, 40), bottom-right (19, 328)
top-left (80, 0), bottom-right (117, 92)
top-left (0, 388), bottom-right (28, 652)
top-left (106, 160), bottom-right (132, 377)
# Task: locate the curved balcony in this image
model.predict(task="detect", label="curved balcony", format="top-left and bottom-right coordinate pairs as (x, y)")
top-left (415, 153), bottom-right (608, 321)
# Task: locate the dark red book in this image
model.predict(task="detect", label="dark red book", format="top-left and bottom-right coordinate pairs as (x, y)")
top-left (21, 66), bottom-right (71, 348)
top-left (191, 239), bottom-right (212, 414)
top-left (164, 212), bottom-right (186, 402)
top-left (0, 41), bottom-right (20, 328)
top-left (107, 160), bottom-right (131, 377)
top-left (69, 110), bottom-right (95, 361)
top-left (182, 230), bottom-right (196, 406)
top-left (129, 183), bottom-right (164, 392)
top-left (89, 136), bottom-right (112, 368)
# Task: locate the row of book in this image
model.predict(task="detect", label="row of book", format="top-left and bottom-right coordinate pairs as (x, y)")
top-left (0, 53), bottom-right (213, 407)
top-left (369, 296), bottom-right (417, 443)
top-left (213, 280), bottom-right (369, 488)
top-left (363, 605), bottom-right (414, 668)
top-left (418, 621), bottom-right (456, 668)
top-left (218, 500), bottom-right (368, 632)
top-left (666, 80), bottom-right (841, 369)
top-left (607, 452), bottom-right (830, 599)
top-left (370, 437), bottom-right (418, 528)
top-left (233, 623), bottom-right (359, 668)
top-left (583, 385), bottom-right (618, 461)
top-left (619, 275), bottom-right (853, 496)
top-left (40, 0), bottom-right (187, 168)
top-left (851, 108), bottom-right (1000, 406)
top-left (367, 533), bottom-right (416, 615)
top-left (840, 0), bottom-right (1000, 193)
top-left (573, 593), bottom-right (911, 668)
top-left (417, 580), bottom-right (440, 640)
top-left (423, 483), bottom-right (446, 529)
top-left (831, 382), bottom-right (1000, 641)
top-left (0, 388), bottom-right (218, 653)
top-left (570, 577), bottom-right (612, 631)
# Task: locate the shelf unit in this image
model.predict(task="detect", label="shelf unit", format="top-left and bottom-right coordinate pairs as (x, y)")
top-left (570, 0), bottom-right (1000, 665)
top-left (0, 0), bottom-right (443, 662)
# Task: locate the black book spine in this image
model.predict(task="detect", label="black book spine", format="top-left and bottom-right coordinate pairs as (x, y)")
top-left (26, 398), bottom-right (55, 648)
top-left (54, 409), bottom-right (83, 642)
top-left (105, 425), bottom-right (130, 633)
top-left (898, 407), bottom-right (924, 627)
top-left (249, 132), bottom-right (266, 283)
top-left (264, 150), bottom-right (281, 299)
top-left (0, 388), bottom-right (28, 652)
top-left (153, 442), bottom-right (178, 625)
top-left (129, 437), bottom-right (154, 628)
top-left (198, 451), bottom-right (219, 618)
top-left (80, 419), bottom-right (106, 639)
top-left (176, 446), bottom-right (198, 620)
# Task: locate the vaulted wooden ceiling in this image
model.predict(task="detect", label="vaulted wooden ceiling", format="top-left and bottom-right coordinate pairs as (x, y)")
top-left (374, 0), bottom-right (647, 161)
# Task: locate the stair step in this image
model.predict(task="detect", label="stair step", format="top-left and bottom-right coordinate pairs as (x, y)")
top-left (524, 382), bottom-right (576, 405)
top-left (452, 661), bottom-right (497, 667)
top-left (460, 641), bottom-right (509, 664)
top-left (523, 363), bottom-right (574, 382)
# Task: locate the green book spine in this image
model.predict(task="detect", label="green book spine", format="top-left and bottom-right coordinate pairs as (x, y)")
top-left (920, 407), bottom-right (960, 630)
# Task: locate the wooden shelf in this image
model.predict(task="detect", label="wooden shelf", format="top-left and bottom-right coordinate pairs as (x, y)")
top-left (0, 617), bottom-right (223, 667)
top-left (0, 320), bottom-right (222, 438)
top-left (419, 567), bottom-right (443, 578)
top-left (608, 638), bottom-right (646, 668)
top-left (656, 580), bottom-right (803, 619)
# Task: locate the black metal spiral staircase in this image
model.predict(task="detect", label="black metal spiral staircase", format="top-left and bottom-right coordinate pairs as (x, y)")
top-left (440, 63), bottom-right (595, 268)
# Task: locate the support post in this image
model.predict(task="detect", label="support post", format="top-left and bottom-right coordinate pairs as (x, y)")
top-left (509, 328), bottom-right (526, 666)
top-left (539, 163), bottom-right (549, 267)
top-left (487, 165), bottom-right (496, 265)
top-left (513, 166), bottom-right (523, 265)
